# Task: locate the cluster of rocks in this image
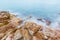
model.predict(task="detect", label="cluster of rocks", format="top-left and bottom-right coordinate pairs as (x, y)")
top-left (0, 11), bottom-right (60, 40)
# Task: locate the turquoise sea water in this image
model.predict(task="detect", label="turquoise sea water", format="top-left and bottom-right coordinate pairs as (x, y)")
top-left (0, 0), bottom-right (60, 23)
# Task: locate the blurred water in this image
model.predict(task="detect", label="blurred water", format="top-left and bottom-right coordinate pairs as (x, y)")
top-left (0, 0), bottom-right (60, 27)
